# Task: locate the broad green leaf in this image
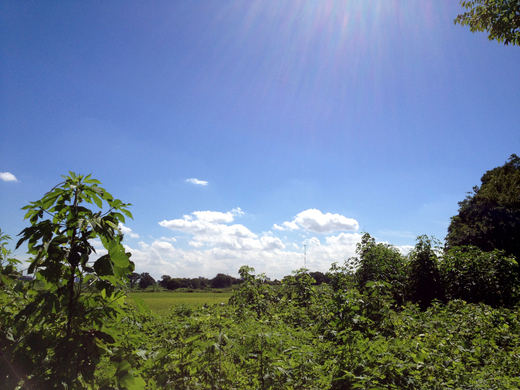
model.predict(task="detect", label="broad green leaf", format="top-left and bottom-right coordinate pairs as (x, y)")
top-left (102, 190), bottom-right (114, 201)
top-left (113, 212), bottom-right (126, 223)
top-left (94, 255), bottom-right (114, 276)
top-left (121, 208), bottom-right (133, 219)
top-left (105, 220), bottom-right (119, 231)
top-left (91, 193), bottom-right (103, 208)
top-left (108, 240), bottom-right (130, 268)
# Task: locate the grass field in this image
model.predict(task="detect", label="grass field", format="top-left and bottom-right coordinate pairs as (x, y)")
top-left (127, 291), bottom-right (232, 316)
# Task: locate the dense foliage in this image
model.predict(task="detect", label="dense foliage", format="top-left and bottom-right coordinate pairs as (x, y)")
top-left (1, 173), bottom-right (144, 389)
top-left (406, 235), bottom-right (445, 309)
top-left (446, 154), bottom-right (520, 261)
top-left (455, 0), bottom-right (520, 45)
top-left (90, 269), bottom-right (520, 389)
top-left (156, 274), bottom-right (241, 291)
top-left (139, 273), bottom-right (157, 290)
top-left (352, 233), bottom-right (407, 305)
top-left (440, 246), bottom-right (519, 307)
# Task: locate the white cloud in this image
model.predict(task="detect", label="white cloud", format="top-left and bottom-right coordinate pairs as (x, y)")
top-left (260, 236), bottom-right (285, 251)
top-left (161, 208), bottom-right (249, 235)
top-left (118, 223), bottom-right (139, 238)
top-left (274, 209), bottom-right (358, 233)
top-left (0, 172), bottom-right (18, 182)
top-left (117, 207), bottom-right (370, 280)
top-left (152, 240), bottom-right (175, 251)
top-left (125, 238), bottom-right (302, 280)
top-left (397, 245), bottom-right (414, 256)
top-left (159, 208), bottom-right (264, 252)
top-left (325, 232), bottom-right (362, 247)
top-left (272, 221), bottom-right (300, 231)
top-left (160, 236), bottom-right (177, 242)
top-left (192, 210), bottom-right (235, 223)
top-left (186, 178), bottom-right (208, 186)
top-left (89, 209), bottom-right (414, 281)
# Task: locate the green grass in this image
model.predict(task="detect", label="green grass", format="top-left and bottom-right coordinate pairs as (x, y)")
top-left (127, 291), bottom-right (232, 316)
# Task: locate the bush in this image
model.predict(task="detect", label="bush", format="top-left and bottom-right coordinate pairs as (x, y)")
top-left (353, 233), bottom-right (407, 305)
top-left (0, 173), bottom-right (144, 389)
top-left (440, 246), bottom-right (520, 307)
top-left (406, 235), bottom-right (445, 309)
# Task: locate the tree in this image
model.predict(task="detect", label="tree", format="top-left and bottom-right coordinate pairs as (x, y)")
top-left (446, 154), bottom-right (520, 260)
top-left (309, 271), bottom-right (330, 285)
top-left (406, 235), bottom-right (445, 310)
top-left (159, 275), bottom-right (182, 290)
top-left (128, 272), bottom-right (140, 289)
top-left (440, 246), bottom-right (519, 307)
top-left (353, 233), bottom-right (407, 305)
top-left (211, 273), bottom-right (234, 288)
top-left (169, 278), bottom-right (182, 290)
top-left (282, 268), bottom-right (316, 307)
top-left (455, 0), bottom-right (520, 45)
top-left (229, 266), bottom-right (277, 318)
top-left (0, 229), bottom-right (22, 286)
top-left (159, 274), bottom-right (171, 289)
top-left (1, 172), bottom-right (144, 388)
top-left (0, 230), bottom-right (26, 387)
top-left (139, 272), bottom-right (156, 289)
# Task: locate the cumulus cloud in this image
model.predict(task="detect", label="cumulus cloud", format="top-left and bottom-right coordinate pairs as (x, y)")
top-left (274, 209), bottom-right (358, 233)
top-left (274, 221), bottom-right (299, 231)
top-left (159, 208), bottom-right (263, 250)
top-left (160, 236), bottom-right (177, 242)
top-left (186, 178), bottom-right (208, 186)
top-left (192, 210), bottom-right (235, 223)
top-left (118, 223), bottom-right (139, 238)
top-left (119, 207), bottom-right (368, 279)
top-left (0, 172), bottom-right (18, 182)
top-left (121, 207), bottom-right (415, 280)
top-left (397, 245), bottom-right (414, 256)
top-left (325, 232), bottom-right (363, 247)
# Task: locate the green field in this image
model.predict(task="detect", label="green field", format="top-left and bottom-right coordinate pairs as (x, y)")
top-left (127, 291), bottom-right (232, 315)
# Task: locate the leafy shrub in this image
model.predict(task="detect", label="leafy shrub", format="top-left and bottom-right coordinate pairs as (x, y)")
top-left (440, 246), bottom-right (520, 307)
top-left (406, 235), bottom-right (445, 310)
top-left (229, 265), bottom-right (278, 318)
top-left (0, 173), bottom-right (145, 389)
top-left (353, 232), bottom-right (407, 305)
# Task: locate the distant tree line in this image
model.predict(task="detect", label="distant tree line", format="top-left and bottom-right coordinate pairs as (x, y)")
top-left (127, 272), bottom-right (243, 291)
top-left (127, 271), bottom-right (331, 291)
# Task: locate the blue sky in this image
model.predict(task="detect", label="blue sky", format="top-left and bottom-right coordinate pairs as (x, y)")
top-left (1, 1), bottom-right (519, 280)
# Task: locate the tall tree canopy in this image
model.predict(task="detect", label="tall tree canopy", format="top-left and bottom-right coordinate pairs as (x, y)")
top-left (446, 154), bottom-right (520, 260)
top-left (455, 0), bottom-right (520, 45)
